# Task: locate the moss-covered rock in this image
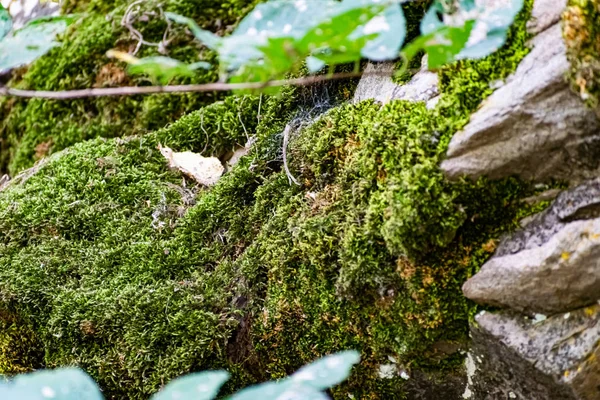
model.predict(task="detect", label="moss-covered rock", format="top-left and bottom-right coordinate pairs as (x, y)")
top-left (563, 0), bottom-right (600, 112)
top-left (0, 0), bottom-right (259, 175)
top-left (0, 1), bottom-right (547, 399)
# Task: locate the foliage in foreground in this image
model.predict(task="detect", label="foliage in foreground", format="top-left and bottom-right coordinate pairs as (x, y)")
top-left (0, 351), bottom-right (359, 400)
top-left (0, 4), bottom-right (77, 72)
top-left (128, 0), bottom-right (526, 87)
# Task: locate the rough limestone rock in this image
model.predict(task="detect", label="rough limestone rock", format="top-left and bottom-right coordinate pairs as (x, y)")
top-left (527, 0), bottom-right (566, 34)
top-left (353, 59), bottom-right (439, 106)
top-left (463, 178), bottom-right (600, 315)
top-left (441, 21), bottom-right (600, 183)
top-left (468, 306), bottom-right (600, 400)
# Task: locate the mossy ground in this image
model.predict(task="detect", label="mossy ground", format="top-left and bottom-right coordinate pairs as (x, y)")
top-left (0, 1), bottom-right (543, 399)
top-left (563, 0), bottom-right (600, 110)
top-left (0, 0), bottom-right (260, 175)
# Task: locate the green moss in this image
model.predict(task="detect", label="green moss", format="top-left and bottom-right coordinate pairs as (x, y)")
top-left (0, 94), bottom-right (263, 397)
top-left (0, 1), bottom-right (543, 399)
top-left (563, 0), bottom-right (600, 110)
top-left (0, 0), bottom-right (259, 175)
top-left (0, 310), bottom-right (43, 374)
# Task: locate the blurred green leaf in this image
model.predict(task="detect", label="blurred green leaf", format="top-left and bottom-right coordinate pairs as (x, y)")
top-left (107, 50), bottom-right (211, 85)
top-left (0, 368), bottom-right (103, 400)
top-left (168, 0), bottom-right (406, 83)
top-left (0, 15), bottom-right (77, 72)
top-left (290, 350), bottom-right (360, 390)
top-left (229, 381), bottom-right (329, 400)
top-left (0, 4), bottom-right (11, 40)
top-left (409, 0), bottom-right (523, 69)
top-left (360, 3), bottom-right (406, 60)
top-left (151, 371), bottom-right (229, 400)
top-left (404, 21), bottom-right (475, 69)
top-left (458, 0), bottom-right (524, 59)
top-left (127, 56), bottom-right (211, 85)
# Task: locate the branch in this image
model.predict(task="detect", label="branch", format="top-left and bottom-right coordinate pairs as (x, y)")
top-left (0, 71), bottom-right (371, 100)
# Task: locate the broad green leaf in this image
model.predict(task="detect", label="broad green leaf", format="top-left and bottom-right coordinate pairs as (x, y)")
top-left (306, 55), bottom-right (326, 73)
top-left (420, 2), bottom-right (445, 36)
top-left (403, 21), bottom-right (475, 69)
top-left (0, 368), bottom-right (103, 400)
top-left (236, 0), bottom-right (332, 41)
top-left (360, 3), bottom-right (406, 61)
top-left (298, 3), bottom-right (383, 53)
top-left (0, 4), bottom-right (11, 40)
top-left (290, 350), bottom-right (360, 390)
top-left (168, 0), bottom-right (406, 82)
top-left (457, 0), bottom-right (524, 59)
top-left (228, 381), bottom-right (329, 400)
top-left (0, 15), bottom-right (76, 72)
top-left (151, 371), bottom-right (229, 400)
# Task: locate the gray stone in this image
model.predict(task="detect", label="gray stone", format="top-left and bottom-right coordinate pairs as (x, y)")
top-left (353, 58), bottom-right (439, 106)
top-left (468, 306), bottom-right (600, 400)
top-left (463, 178), bottom-right (600, 315)
top-left (441, 23), bottom-right (600, 183)
top-left (527, 0), bottom-right (567, 34)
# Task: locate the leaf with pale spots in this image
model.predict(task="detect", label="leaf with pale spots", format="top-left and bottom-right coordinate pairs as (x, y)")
top-left (229, 382), bottom-right (329, 400)
top-left (0, 368), bottom-right (103, 400)
top-left (404, 0), bottom-right (524, 70)
top-left (457, 0), bottom-right (524, 59)
top-left (166, 0), bottom-right (407, 87)
top-left (151, 371), bottom-right (230, 400)
top-left (290, 350), bottom-right (361, 390)
top-left (0, 15), bottom-right (78, 72)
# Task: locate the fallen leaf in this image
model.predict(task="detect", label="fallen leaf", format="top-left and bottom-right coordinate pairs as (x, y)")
top-left (159, 145), bottom-right (224, 186)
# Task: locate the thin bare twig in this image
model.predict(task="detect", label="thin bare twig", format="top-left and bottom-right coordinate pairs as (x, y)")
top-left (282, 124), bottom-right (300, 186)
top-left (238, 96), bottom-right (249, 140)
top-left (121, 0), bottom-right (172, 55)
top-left (200, 110), bottom-right (210, 154)
top-left (0, 71), bottom-right (375, 100)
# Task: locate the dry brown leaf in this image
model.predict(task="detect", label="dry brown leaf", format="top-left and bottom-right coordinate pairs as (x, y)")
top-left (159, 145), bottom-right (224, 186)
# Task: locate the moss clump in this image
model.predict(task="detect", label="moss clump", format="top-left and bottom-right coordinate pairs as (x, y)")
top-left (0, 0), bottom-right (259, 175)
top-left (0, 1), bottom-right (542, 399)
top-left (563, 0), bottom-right (600, 111)
top-left (0, 94), bottom-right (263, 398)
top-left (0, 310), bottom-right (43, 374)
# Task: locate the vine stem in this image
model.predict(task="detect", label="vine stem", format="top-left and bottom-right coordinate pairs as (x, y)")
top-left (0, 71), bottom-right (380, 100)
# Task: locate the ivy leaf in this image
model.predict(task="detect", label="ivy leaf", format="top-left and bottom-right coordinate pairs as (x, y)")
top-left (0, 368), bottom-right (103, 400)
top-left (0, 15), bottom-right (77, 72)
top-left (151, 371), bottom-right (230, 400)
top-left (290, 350), bottom-right (361, 390)
top-left (0, 4), bottom-right (12, 40)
